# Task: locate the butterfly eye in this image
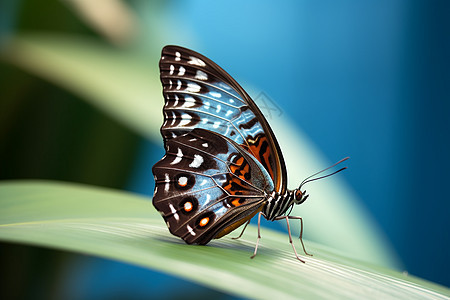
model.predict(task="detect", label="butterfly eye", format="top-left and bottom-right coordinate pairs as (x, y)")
top-left (294, 190), bottom-right (309, 204)
top-left (295, 189), bottom-right (303, 200)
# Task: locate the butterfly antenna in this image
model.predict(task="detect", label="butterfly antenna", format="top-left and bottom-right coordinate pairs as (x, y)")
top-left (299, 157), bottom-right (349, 189)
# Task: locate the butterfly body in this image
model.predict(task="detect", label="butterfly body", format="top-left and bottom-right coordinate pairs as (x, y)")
top-left (152, 46), bottom-right (345, 259)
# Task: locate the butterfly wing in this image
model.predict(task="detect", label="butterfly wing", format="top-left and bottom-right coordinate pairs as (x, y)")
top-left (152, 128), bottom-right (274, 245)
top-left (159, 45), bottom-right (287, 194)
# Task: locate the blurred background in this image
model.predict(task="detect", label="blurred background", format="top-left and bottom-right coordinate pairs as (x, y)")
top-left (0, 0), bottom-right (449, 298)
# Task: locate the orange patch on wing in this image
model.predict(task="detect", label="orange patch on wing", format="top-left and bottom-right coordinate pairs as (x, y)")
top-left (231, 198), bottom-right (243, 207)
top-left (222, 176), bottom-right (245, 194)
top-left (246, 136), bottom-right (274, 180)
top-left (230, 156), bottom-right (250, 181)
top-left (239, 163), bottom-right (250, 180)
top-left (230, 157), bottom-right (245, 173)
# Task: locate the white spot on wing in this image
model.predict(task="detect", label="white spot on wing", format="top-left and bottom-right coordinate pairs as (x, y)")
top-left (200, 179), bottom-right (208, 186)
top-left (183, 96), bottom-right (196, 108)
top-left (164, 173), bottom-right (170, 192)
top-left (195, 70), bottom-right (208, 80)
top-left (188, 56), bottom-right (206, 67)
top-left (176, 80), bottom-right (182, 90)
top-left (204, 102), bottom-right (210, 109)
top-left (202, 142), bottom-right (208, 148)
top-left (178, 66), bottom-right (185, 76)
top-left (189, 154), bottom-right (204, 168)
top-left (213, 121), bottom-right (221, 129)
top-left (178, 176), bottom-right (187, 186)
top-left (169, 65), bottom-right (174, 75)
top-left (186, 82), bottom-right (201, 92)
top-left (169, 204), bottom-right (180, 221)
top-left (169, 111), bottom-right (176, 126)
top-left (225, 110), bottom-right (233, 117)
top-left (179, 114), bottom-right (192, 126)
top-left (216, 104), bottom-right (221, 113)
top-left (187, 225), bottom-right (196, 236)
top-left (201, 118), bottom-right (208, 124)
top-left (175, 51), bottom-right (181, 61)
top-left (210, 91), bottom-right (222, 98)
top-left (170, 147), bottom-right (183, 165)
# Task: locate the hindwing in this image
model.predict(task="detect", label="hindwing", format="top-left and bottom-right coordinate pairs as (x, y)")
top-left (159, 46), bottom-right (287, 194)
top-left (152, 128), bottom-right (274, 245)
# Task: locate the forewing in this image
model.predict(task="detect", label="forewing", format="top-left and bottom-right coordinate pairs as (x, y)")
top-left (159, 45), bottom-right (287, 193)
top-left (152, 128), bottom-right (274, 245)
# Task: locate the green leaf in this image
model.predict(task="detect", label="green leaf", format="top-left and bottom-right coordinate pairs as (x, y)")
top-left (0, 181), bottom-right (448, 299)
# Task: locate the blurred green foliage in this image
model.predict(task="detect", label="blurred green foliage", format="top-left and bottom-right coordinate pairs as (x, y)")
top-left (0, 2), bottom-right (143, 298)
top-left (0, 63), bottom-right (140, 186)
top-left (0, 1), bottom-right (140, 187)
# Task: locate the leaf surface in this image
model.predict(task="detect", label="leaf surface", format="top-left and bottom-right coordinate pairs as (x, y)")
top-left (0, 181), bottom-right (448, 299)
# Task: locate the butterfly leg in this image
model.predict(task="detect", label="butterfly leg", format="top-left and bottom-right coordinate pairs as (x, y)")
top-left (287, 216), bottom-right (313, 257)
top-left (250, 212), bottom-right (262, 259)
top-left (280, 216), bottom-right (305, 263)
top-left (274, 216), bottom-right (311, 262)
top-left (232, 219), bottom-right (251, 240)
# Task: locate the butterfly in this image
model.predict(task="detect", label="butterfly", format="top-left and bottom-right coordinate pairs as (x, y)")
top-left (152, 45), bottom-right (348, 262)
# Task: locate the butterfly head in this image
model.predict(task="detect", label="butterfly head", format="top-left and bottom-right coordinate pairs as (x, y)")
top-left (294, 189), bottom-right (309, 205)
